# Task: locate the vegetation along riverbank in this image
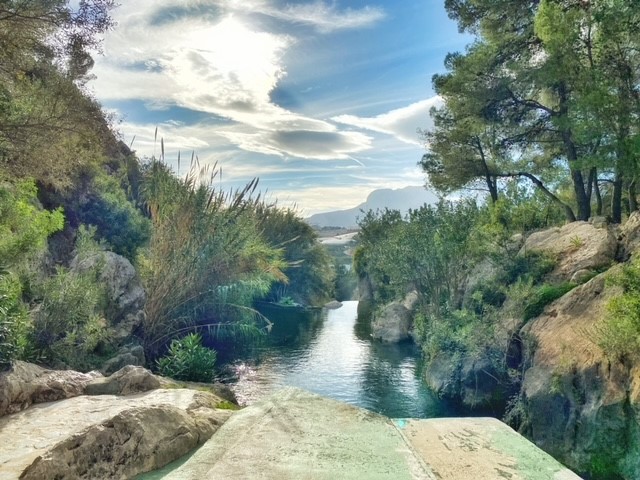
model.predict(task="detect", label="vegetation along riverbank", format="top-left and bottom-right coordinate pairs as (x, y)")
top-left (1, 1), bottom-right (640, 479)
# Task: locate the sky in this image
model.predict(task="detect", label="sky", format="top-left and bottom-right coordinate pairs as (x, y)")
top-left (89, 1), bottom-right (470, 215)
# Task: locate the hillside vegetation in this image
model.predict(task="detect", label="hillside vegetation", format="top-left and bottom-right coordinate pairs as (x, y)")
top-left (0, 1), bottom-right (335, 374)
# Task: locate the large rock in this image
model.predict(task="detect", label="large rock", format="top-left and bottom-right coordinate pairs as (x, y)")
top-left (424, 354), bottom-right (506, 410)
top-left (84, 365), bottom-right (160, 396)
top-left (161, 387), bottom-right (579, 480)
top-left (71, 251), bottom-right (145, 324)
top-left (0, 363), bottom-right (164, 418)
top-left (372, 302), bottom-right (412, 343)
top-left (0, 388), bottom-right (232, 480)
top-left (521, 221), bottom-right (617, 281)
top-left (521, 272), bottom-right (640, 478)
top-left (619, 210), bottom-right (640, 259)
top-left (0, 361), bottom-right (101, 417)
top-left (371, 291), bottom-right (419, 343)
top-left (100, 344), bottom-right (146, 375)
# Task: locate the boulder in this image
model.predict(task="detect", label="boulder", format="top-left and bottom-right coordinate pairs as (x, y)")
top-left (372, 303), bottom-right (411, 343)
top-left (324, 300), bottom-right (343, 310)
top-left (71, 251), bottom-right (145, 323)
top-left (521, 272), bottom-right (640, 478)
top-left (161, 387), bottom-right (580, 480)
top-left (619, 210), bottom-right (640, 259)
top-left (371, 291), bottom-right (420, 343)
top-left (0, 388), bottom-right (232, 480)
top-left (100, 345), bottom-right (146, 375)
top-left (84, 365), bottom-right (160, 396)
top-left (424, 354), bottom-right (506, 410)
top-left (521, 221), bottom-right (617, 281)
top-left (0, 361), bottom-right (101, 417)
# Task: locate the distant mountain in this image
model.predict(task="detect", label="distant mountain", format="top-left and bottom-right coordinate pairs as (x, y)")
top-left (307, 186), bottom-right (439, 228)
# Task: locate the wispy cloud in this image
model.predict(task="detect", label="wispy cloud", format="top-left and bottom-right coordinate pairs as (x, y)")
top-left (332, 96), bottom-right (443, 145)
top-left (92, 1), bottom-right (387, 162)
top-left (266, 2), bottom-right (386, 33)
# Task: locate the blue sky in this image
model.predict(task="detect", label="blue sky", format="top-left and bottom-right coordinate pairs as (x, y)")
top-left (90, 1), bottom-right (470, 215)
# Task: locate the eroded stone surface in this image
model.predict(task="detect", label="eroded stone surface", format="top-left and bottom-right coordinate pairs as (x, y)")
top-left (0, 361), bottom-right (101, 417)
top-left (162, 388), bottom-right (579, 480)
top-left (521, 221), bottom-right (617, 281)
top-left (0, 389), bottom-right (232, 480)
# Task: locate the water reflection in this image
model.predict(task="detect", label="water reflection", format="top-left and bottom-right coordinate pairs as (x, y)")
top-left (224, 301), bottom-right (451, 418)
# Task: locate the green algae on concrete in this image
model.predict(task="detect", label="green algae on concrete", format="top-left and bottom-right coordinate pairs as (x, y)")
top-left (162, 387), bottom-right (434, 480)
top-left (155, 388), bottom-right (581, 480)
top-left (397, 418), bottom-right (582, 480)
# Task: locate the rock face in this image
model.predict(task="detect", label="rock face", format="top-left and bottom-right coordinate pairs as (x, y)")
top-left (521, 272), bottom-right (640, 478)
top-left (0, 363), bottom-right (165, 418)
top-left (0, 361), bottom-right (100, 417)
top-left (371, 291), bottom-right (419, 343)
top-left (521, 221), bottom-right (617, 281)
top-left (84, 365), bottom-right (160, 396)
top-left (424, 354), bottom-right (506, 410)
top-left (162, 387), bottom-right (579, 480)
top-left (71, 250), bottom-right (146, 326)
top-left (0, 388), bottom-right (232, 480)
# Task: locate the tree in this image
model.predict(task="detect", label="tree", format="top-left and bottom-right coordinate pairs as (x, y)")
top-left (428, 0), bottom-right (640, 223)
top-left (0, 0), bottom-right (117, 190)
top-left (254, 205), bottom-right (335, 306)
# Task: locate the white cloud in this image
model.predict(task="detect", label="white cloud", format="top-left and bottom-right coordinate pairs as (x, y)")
top-left (91, 1), bottom-right (387, 162)
top-left (266, 2), bottom-right (386, 33)
top-left (332, 96), bottom-right (443, 145)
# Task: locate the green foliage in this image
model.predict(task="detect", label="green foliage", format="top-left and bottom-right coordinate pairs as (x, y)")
top-left (356, 201), bottom-right (481, 308)
top-left (497, 252), bottom-right (557, 287)
top-left (139, 160), bottom-right (286, 358)
top-left (0, 1), bottom-right (117, 190)
top-left (156, 333), bottom-right (216, 383)
top-left (254, 205), bottom-right (335, 306)
top-left (31, 264), bottom-right (110, 370)
top-left (0, 180), bottom-right (64, 266)
top-left (334, 263), bottom-right (357, 301)
top-left (600, 260), bottom-right (640, 358)
top-left (523, 282), bottom-right (576, 322)
top-left (0, 272), bottom-right (31, 368)
top-left (76, 173), bottom-right (151, 260)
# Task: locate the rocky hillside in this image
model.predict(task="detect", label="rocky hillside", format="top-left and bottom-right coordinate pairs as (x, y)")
top-left (364, 214), bottom-right (640, 479)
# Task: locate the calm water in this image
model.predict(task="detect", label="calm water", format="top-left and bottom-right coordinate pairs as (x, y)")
top-left (223, 301), bottom-right (451, 419)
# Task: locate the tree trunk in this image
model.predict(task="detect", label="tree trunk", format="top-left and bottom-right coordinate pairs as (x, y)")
top-left (559, 83), bottom-right (590, 221)
top-left (630, 181), bottom-right (638, 213)
top-left (498, 172), bottom-right (576, 222)
top-left (612, 173), bottom-right (623, 224)
top-left (594, 176), bottom-right (603, 216)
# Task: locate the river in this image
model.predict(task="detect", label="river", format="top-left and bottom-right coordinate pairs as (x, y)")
top-left (222, 301), bottom-right (452, 419)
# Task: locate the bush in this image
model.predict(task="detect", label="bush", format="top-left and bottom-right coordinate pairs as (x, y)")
top-left (0, 272), bottom-right (31, 368)
top-left (599, 260), bottom-right (640, 359)
top-left (156, 333), bottom-right (216, 382)
top-left (523, 282), bottom-right (576, 321)
top-left (31, 249), bottom-right (111, 370)
top-left (0, 180), bottom-right (64, 266)
top-left (76, 174), bottom-right (150, 260)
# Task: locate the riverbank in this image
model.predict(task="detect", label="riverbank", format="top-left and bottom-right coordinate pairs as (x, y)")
top-left (0, 362), bottom-right (580, 480)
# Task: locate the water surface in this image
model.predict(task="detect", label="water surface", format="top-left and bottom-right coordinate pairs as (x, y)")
top-left (225, 301), bottom-right (451, 418)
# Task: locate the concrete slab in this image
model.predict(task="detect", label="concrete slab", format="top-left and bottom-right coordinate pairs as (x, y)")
top-left (162, 388), bottom-right (582, 480)
top-left (163, 387), bottom-right (432, 480)
top-left (396, 418), bottom-right (582, 480)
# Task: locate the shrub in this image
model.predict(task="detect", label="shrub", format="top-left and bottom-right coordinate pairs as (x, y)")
top-left (599, 260), bottom-right (640, 359)
top-left (0, 272), bottom-right (31, 368)
top-left (156, 333), bottom-right (216, 383)
top-left (523, 282), bottom-right (576, 321)
top-left (76, 174), bottom-right (150, 260)
top-left (0, 180), bottom-right (64, 266)
top-left (31, 260), bottom-right (110, 370)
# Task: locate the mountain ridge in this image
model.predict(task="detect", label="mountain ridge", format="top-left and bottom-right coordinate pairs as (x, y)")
top-left (307, 186), bottom-right (439, 228)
